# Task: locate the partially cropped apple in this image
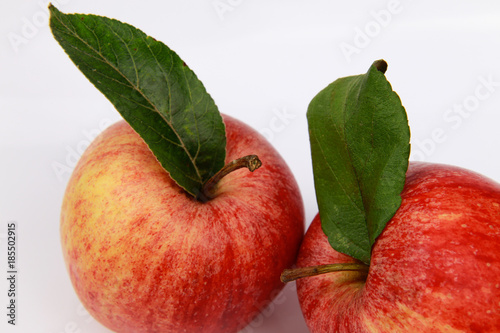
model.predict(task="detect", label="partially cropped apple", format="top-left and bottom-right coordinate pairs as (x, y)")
top-left (293, 162), bottom-right (500, 332)
top-left (60, 114), bottom-right (304, 333)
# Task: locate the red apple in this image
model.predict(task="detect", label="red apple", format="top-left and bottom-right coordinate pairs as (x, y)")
top-left (60, 114), bottom-right (304, 333)
top-left (295, 161), bottom-right (500, 332)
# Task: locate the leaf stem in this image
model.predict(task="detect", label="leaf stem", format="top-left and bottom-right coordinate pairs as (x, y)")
top-left (197, 155), bottom-right (262, 202)
top-left (280, 263), bottom-right (369, 283)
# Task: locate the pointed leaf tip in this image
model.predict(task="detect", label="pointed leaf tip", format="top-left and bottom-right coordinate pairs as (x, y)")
top-left (373, 59), bottom-right (388, 74)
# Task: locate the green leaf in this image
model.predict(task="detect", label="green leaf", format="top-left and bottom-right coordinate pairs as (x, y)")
top-left (307, 60), bottom-right (410, 264)
top-left (49, 5), bottom-right (226, 198)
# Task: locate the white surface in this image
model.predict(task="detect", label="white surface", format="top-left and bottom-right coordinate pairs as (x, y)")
top-left (2, 1), bottom-right (500, 332)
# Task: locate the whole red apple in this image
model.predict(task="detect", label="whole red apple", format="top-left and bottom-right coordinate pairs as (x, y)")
top-left (294, 161), bottom-right (500, 332)
top-left (60, 114), bottom-right (304, 333)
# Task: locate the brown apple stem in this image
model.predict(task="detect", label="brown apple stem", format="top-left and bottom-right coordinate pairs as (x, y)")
top-left (280, 263), bottom-right (369, 283)
top-left (198, 155), bottom-right (262, 202)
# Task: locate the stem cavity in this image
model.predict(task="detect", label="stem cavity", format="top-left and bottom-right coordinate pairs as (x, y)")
top-left (197, 155), bottom-right (262, 202)
top-left (280, 263), bottom-right (369, 283)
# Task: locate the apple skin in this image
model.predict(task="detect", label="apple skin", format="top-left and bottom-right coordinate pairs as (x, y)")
top-left (60, 114), bottom-right (304, 333)
top-left (296, 161), bottom-right (500, 332)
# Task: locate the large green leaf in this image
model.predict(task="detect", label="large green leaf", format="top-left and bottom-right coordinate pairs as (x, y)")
top-left (307, 60), bottom-right (410, 264)
top-left (49, 5), bottom-right (226, 198)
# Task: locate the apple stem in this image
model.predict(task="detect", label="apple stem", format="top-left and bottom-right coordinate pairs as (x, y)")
top-left (197, 155), bottom-right (262, 202)
top-left (280, 263), bottom-right (369, 283)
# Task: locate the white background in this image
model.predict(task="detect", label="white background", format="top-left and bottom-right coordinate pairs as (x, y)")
top-left (2, 0), bottom-right (500, 332)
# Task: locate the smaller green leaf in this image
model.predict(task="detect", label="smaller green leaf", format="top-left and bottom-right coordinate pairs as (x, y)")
top-left (49, 5), bottom-right (226, 198)
top-left (307, 60), bottom-right (410, 264)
